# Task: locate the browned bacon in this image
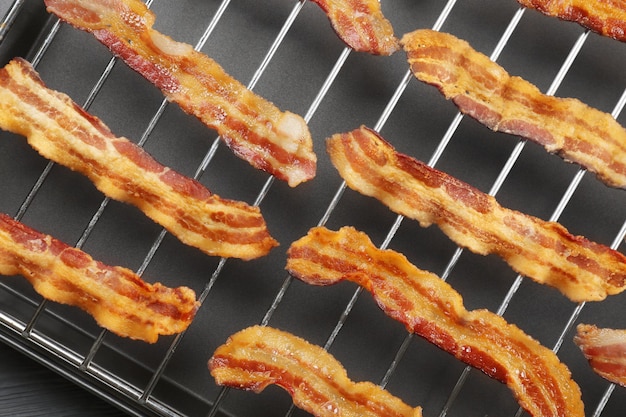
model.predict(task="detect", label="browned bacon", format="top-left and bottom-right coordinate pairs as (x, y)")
top-left (44, 0), bottom-right (316, 187)
top-left (0, 213), bottom-right (198, 343)
top-left (286, 226), bottom-right (584, 417)
top-left (0, 58), bottom-right (278, 260)
top-left (310, 0), bottom-right (399, 55)
top-left (326, 126), bottom-right (626, 302)
top-left (518, 0), bottom-right (626, 42)
top-left (209, 325), bottom-right (423, 417)
top-left (574, 323), bottom-right (626, 387)
top-left (401, 29), bottom-right (626, 190)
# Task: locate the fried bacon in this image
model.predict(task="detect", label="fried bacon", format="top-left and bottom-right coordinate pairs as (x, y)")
top-left (0, 58), bottom-right (278, 260)
top-left (401, 29), bottom-right (626, 190)
top-left (286, 226), bottom-right (584, 417)
top-left (0, 213), bottom-right (198, 343)
top-left (326, 126), bottom-right (626, 302)
top-left (517, 0), bottom-right (626, 43)
top-left (44, 0), bottom-right (316, 187)
top-left (574, 323), bottom-right (626, 387)
top-left (209, 325), bottom-right (423, 417)
top-left (310, 0), bottom-right (399, 55)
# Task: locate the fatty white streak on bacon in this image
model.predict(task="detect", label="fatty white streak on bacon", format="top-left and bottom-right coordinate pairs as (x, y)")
top-left (574, 323), bottom-right (626, 387)
top-left (0, 58), bottom-right (278, 260)
top-left (209, 325), bottom-right (423, 417)
top-left (401, 29), bottom-right (626, 190)
top-left (286, 226), bottom-right (584, 417)
top-left (44, 0), bottom-right (316, 187)
top-left (326, 126), bottom-right (626, 302)
top-left (310, 0), bottom-right (399, 55)
top-left (0, 213), bottom-right (198, 343)
top-left (518, 0), bottom-right (626, 42)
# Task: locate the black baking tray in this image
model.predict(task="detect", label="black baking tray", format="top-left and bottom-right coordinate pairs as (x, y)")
top-left (1, 0), bottom-right (626, 416)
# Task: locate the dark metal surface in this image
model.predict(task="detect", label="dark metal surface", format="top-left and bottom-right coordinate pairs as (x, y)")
top-left (1, 0), bottom-right (626, 416)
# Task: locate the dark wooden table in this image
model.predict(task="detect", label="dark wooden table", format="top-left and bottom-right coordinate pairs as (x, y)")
top-left (0, 341), bottom-right (128, 416)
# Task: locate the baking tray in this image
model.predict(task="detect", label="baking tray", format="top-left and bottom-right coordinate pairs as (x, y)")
top-left (1, 0), bottom-right (626, 416)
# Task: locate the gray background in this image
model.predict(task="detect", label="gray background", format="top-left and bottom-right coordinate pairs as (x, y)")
top-left (1, 0), bottom-right (626, 416)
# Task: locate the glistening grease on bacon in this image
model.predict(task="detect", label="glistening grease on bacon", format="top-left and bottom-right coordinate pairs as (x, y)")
top-left (0, 214), bottom-right (198, 343)
top-left (327, 126), bottom-right (626, 302)
top-left (209, 325), bottom-right (423, 417)
top-left (0, 58), bottom-right (278, 260)
top-left (286, 226), bottom-right (584, 417)
top-left (309, 0), bottom-right (399, 55)
top-left (44, 0), bottom-right (316, 187)
top-left (401, 29), bottom-right (626, 190)
top-left (574, 323), bottom-right (626, 387)
top-left (517, 0), bottom-right (626, 43)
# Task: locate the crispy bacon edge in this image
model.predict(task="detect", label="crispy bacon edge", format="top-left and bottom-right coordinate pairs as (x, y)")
top-left (286, 226), bottom-right (584, 417)
top-left (0, 213), bottom-right (198, 343)
top-left (209, 325), bottom-right (423, 417)
top-left (310, 0), bottom-right (399, 55)
top-left (517, 0), bottom-right (626, 43)
top-left (44, 0), bottom-right (316, 187)
top-left (0, 58), bottom-right (278, 260)
top-left (574, 323), bottom-right (626, 387)
top-left (326, 126), bottom-right (626, 302)
top-left (401, 28), bottom-right (626, 190)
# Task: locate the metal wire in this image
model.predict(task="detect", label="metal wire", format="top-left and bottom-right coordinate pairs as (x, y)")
top-left (1, 0), bottom-right (625, 416)
top-left (1, 0), bottom-right (235, 413)
top-left (263, 3), bottom-right (623, 417)
top-left (0, 0), bottom-right (24, 44)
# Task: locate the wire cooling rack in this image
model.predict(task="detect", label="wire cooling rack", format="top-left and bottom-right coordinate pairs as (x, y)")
top-left (1, 0), bottom-right (626, 416)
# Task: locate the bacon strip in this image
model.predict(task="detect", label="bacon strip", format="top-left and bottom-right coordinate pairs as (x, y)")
top-left (309, 0), bottom-right (399, 55)
top-left (0, 58), bottom-right (278, 260)
top-left (286, 226), bottom-right (584, 417)
top-left (209, 325), bottom-right (423, 417)
top-left (574, 323), bottom-right (626, 387)
top-left (401, 29), bottom-right (626, 190)
top-left (326, 126), bottom-right (626, 302)
top-left (44, 0), bottom-right (316, 187)
top-left (0, 213), bottom-right (198, 343)
top-left (518, 0), bottom-right (626, 43)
